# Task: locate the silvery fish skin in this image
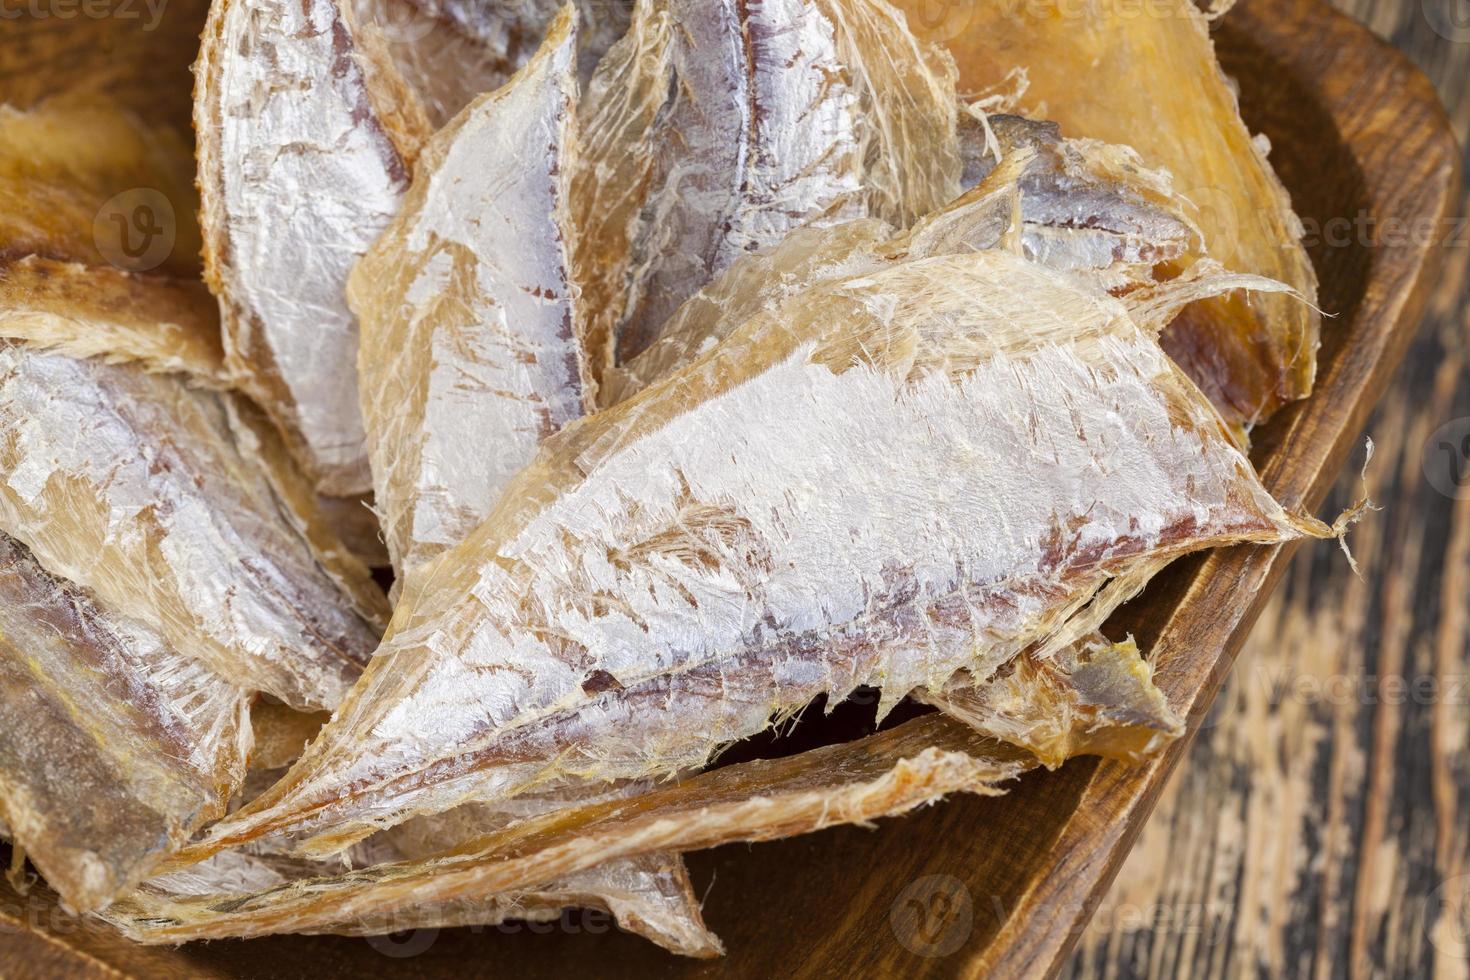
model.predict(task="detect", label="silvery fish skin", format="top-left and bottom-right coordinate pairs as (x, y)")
top-left (573, 0), bottom-right (959, 375)
top-left (0, 533), bottom-right (251, 913)
top-left (603, 127), bottom-right (1197, 406)
top-left (348, 15), bottom-right (715, 951)
top-left (959, 114), bottom-right (1202, 290)
top-left (194, 248), bottom-right (1318, 857)
top-left (350, 8), bottom-right (590, 582)
top-left (0, 344), bottom-right (385, 711)
top-left (97, 714), bottom-right (1025, 942)
top-left (195, 0), bottom-right (423, 495)
top-left (351, 0), bottom-right (630, 127)
top-left (595, 147), bottom-right (1187, 764)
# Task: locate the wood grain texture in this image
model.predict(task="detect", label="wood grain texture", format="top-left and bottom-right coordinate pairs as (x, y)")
top-left (1066, 1), bottom-right (1470, 977)
top-left (0, 0), bottom-right (1458, 977)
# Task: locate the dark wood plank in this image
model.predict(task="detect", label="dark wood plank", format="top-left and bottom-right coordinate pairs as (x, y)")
top-left (0, 0), bottom-right (1458, 976)
top-left (1066, 1), bottom-right (1470, 977)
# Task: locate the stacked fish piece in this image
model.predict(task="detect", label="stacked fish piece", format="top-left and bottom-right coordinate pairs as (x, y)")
top-left (0, 0), bottom-right (1328, 956)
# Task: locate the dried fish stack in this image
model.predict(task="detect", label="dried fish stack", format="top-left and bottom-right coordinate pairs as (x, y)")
top-left (346, 14), bottom-right (717, 951)
top-left (572, 0), bottom-right (961, 378)
top-left (0, 0), bottom-right (1349, 961)
top-left (195, 247), bottom-right (1321, 861)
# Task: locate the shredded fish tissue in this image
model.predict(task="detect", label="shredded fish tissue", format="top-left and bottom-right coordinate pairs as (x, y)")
top-left (0, 0), bottom-right (1357, 958)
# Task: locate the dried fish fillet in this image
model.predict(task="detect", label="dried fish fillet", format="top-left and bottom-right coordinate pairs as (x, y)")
top-left (897, 0), bottom-right (1319, 428)
top-left (195, 0), bottom-right (427, 495)
top-left (352, 0), bottom-right (630, 127)
top-left (604, 124), bottom-right (1198, 405)
top-left (109, 846), bottom-right (719, 955)
top-left (922, 634), bottom-right (1182, 769)
top-left (0, 345), bottom-right (385, 711)
top-left (191, 249), bottom-right (1320, 858)
top-left (348, 17), bottom-right (712, 946)
top-left (0, 257), bottom-right (227, 386)
top-left (350, 8), bottom-right (590, 581)
top-left (221, 396), bottom-right (391, 633)
top-left (595, 153), bottom-right (1188, 766)
top-left (0, 533), bottom-right (251, 913)
top-left (102, 715), bottom-right (1024, 941)
top-left (0, 98), bottom-right (223, 383)
top-left (573, 0), bottom-right (960, 376)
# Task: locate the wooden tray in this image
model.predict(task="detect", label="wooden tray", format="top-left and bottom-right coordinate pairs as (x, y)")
top-left (0, 0), bottom-right (1459, 975)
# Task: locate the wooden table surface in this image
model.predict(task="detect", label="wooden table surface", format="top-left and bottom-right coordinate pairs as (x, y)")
top-left (1065, 3), bottom-right (1470, 977)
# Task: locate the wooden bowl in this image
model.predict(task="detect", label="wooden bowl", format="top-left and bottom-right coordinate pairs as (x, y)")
top-left (0, 0), bottom-right (1458, 975)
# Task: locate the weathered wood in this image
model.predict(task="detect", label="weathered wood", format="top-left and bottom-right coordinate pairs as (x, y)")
top-left (1067, 1), bottom-right (1470, 977)
top-left (0, 0), bottom-right (1458, 976)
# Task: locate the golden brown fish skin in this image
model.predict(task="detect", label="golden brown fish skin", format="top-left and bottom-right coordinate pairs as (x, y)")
top-left (0, 533), bottom-right (251, 913)
top-left (378, 798), bottom-right (721, 956)
top-left (573, 0), bottom-right (959, 377)
top-left (922, 634), bottom-right (1183, 769)
top-left (249, 703), bottom-right (333, 773)
top-left (188, 250), bottom-right (1316, 858)
top-left (0, 98), bottom-right (223, 384)
top-left (0, 257), bottom-right (227, 385)
top-left (0, 97), bottom-right (202, 280)
top-left (99, 715), bottom-right (1024, 943)
top-left (896, 0), bottom-right (1318, 429)
top-left (350, 8), bottom-right (589, 582)
top-left (0, 344), bottom-right (383, 711)
top-left (195, 0), bottom-right (423, 496)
